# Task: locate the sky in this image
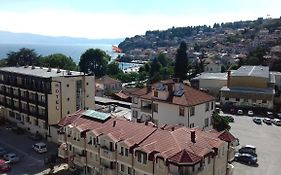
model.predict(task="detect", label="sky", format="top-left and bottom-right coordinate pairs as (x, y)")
top-left (0, 0), bottom-right (280, 39)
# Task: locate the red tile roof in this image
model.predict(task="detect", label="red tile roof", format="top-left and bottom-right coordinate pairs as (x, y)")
top-left (168, 149), bottom-right (202, 165)
top-left (218, 130), bottom-right (236, 143)
top-left (96, 75), bottom-right (121, 85)
top-left (59, 111), bottom-right (233, 165)
top-left (130, 80), bottom-right (215, 107)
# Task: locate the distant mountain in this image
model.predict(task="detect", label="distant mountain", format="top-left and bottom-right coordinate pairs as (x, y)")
top-left (0, 30), bottom-right (123, 45)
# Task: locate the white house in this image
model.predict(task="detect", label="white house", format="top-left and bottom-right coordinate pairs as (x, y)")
top-left (130, 79), bottom-right (216, 130)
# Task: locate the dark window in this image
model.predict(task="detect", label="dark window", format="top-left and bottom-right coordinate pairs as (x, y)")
top-left (66, 84), bottom-right (69, 87)
top-left (154, 91), bottom-right (158, 97)
top-left (236, 98), bottom-right (239, 101)
top-left (179, 107), bottom-right (185, 116)
top-left (225, 97), bottom-right (229, 101)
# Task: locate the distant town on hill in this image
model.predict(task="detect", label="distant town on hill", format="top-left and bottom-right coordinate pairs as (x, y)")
top-left (118, 17), bottom-right (281, 69)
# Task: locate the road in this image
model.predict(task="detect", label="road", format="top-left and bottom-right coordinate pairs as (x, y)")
top-left (0, 126), bottom-right (58, 175)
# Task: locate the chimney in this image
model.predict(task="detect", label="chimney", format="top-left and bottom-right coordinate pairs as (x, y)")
top-left (191, 130), bottom-right (196, 143)
top-left (167, 84), bottom-right (173, 95)
top-left (67, 70), bottom-right (72, 75)
top-left (47, 67), bottom-right (51, 72)
top-left (145, 121), bottom-right (148, 125)
top-left (146, 85), bottom-right (152, 93)
top-left (113, 121), bottom-right (116, 127)
top-left (227, 71), bottom-right (231, 88)
top-left (31, 65), bottom-right (35, 69)
top-left (57, 68), bottom-right (61, 73)
top-left (171, 126), bottom-right (175, 131)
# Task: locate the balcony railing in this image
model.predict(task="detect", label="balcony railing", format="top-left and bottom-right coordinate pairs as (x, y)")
top-left (100, 146), bottom-right (115, 160)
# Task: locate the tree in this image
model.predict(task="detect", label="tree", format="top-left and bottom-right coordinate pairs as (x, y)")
top-left (157, 53), bottom-right (170, 67)
top-left (174, 41), bottom-right (188, 81)
top-left (79, 48), bottom-right (110, 77)
top-left (150, 58), bottom-right (161, 76)
top-left (6, 48), bottom-right (39, 66)
top-left (38, 53), bottom-right (78, 71)
top-left (106, 61), bottom-right (123, 76)
top-left (212, 112), bottom-right (230, 131)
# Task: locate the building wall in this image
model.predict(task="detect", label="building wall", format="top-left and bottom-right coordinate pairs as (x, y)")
top-left (204, 64), bottom-right (221, 73)
top-left (199, 79), bottom-right (227, 96)
top-left (229, 76), bottom-right (268, 89)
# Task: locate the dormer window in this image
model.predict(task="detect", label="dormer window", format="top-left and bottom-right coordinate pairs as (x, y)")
top-left (154, 91), bottom-right (158, 97)
top-left (179, 107), bottom-right (185, 116)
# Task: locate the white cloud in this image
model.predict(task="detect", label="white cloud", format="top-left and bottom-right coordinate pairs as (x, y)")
top-left (0, 9), bottom-right (279, 39)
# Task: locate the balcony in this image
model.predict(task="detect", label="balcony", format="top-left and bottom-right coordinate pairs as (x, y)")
top-left (68, 137), bottom-right (84, 148)
top-left (100, 164), bottom-right (116, 175)
top-left (86, 141), bottom-right (99, 153)
top-left (100, 146), bottom-right (115, 160)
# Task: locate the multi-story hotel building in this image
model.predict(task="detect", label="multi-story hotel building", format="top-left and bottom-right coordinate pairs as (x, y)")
top-left (130, 80), bottom-right (216, 130)
top-left (0, 66), bottom-right (95, 139)
top-left (57, 109), bottom-right (236, 175)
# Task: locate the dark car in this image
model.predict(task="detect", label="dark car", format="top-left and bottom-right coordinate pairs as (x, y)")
top-left (253, 117), bottom-right (262, 125)
top-left (234, 153), bottom-right (257, 165)
top-left (238, 148), bottom-right (257, 157)
top-left (28, 133), bottom-right (43, 141)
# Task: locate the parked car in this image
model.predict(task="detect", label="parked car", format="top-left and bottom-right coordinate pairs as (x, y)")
top-left (277, 113), bottom-right (281, 119)
top-left (32, 142), bottom-right (47, 153)
top-left (267, 111), bottom-right (274, 119)
top-left (263, 118), bottom-right (272, 125)
top-left (248, 110), bottom-right (254, 116)
top-left (234, 153), bottom-right (257, 165)
top-left (238, 147), bottom-right (257, 157)
top-left (28, 133), bottom-right (42, 141)
top-left (3, 153), bottom-right (19, 163)
top-left (0, 147), bottom-right (7, 156)
top-left (237, 109), bottom-right (243, 115)
top-left (230, 108), bottom-right (236, 114)
top-left (272, 119), bottom-right (281, 126)
top-left (0, 159), bottom-right (10, 173)
top-left (253, 117), bottom-right (262, 125)
top-left (240, 145), bottom-right (256, 153)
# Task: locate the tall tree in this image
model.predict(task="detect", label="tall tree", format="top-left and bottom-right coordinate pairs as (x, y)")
top-left (174, 41), bottom-right (188, 81)
top-left (6, 48), bottom-right (39, 66)
top-left (106, 61), bottom-right (123, 76)
top-left (79, 48), bottom-right (110, 77)
top-left (150, 58), bottom-right (161, 76)
top-left (38, 53), bottom-right (78, 71)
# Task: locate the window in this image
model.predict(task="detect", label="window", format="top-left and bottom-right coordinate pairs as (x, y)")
top-left (128, 167), bottom-right (132, 174)
top-left (38, 107), bottom-right (46, 116)
top-left (208, 156), bottom-right (211, 164)
top-left (38, 95), bottom-right (46, 103)
top-left (179, 107), bottom-right (185, 116)
top-left (190, 123), bottom-right (194, 128)
top-left (190, 107), bottom-right (195, 116)
top-left (143, 154), bottom-right (147, 164)
top-left (132, 110), bottom-right (138, 118)
top-left (9, 111), bottom-right (14, 118)
top-left (30, 105), bottom-right (36, 113)
top-left (125, 148), bottom-right (129, 157)
top-left (204, 118), bottom-right (209, 127)
top-left (66, 84), bottom-right (69, 87)
top-left (26, 116), bottom-right (30, 123)
top-left (205, 102), bottom-right (209, 111)
top-left (34, 119), bottom-right (38, 126)
top-left (137, 152), bottom-right (141, 162)
top-left (153, 103), bottom-right (158, 113)
top-left (15, 113), bottom-right (21, 121)
top-left (225, 97), bottom-right (229, 101)
top-left (222, 147), bottom-right (225, 156)
top-left (13, 88), bottom-right (19, 96)
top-left (29, 92), bottom-right (36, 101)
top-left (262, 100), bottom-right (267, 103)
top-left (21, 102), bottom-right (28, 111)
top-left (211, 101), bottom-right (214, 110)
top-left (154, 91), bottom-right (158, 97)
top-left (121, 164), bottom-right (125, 172)
top-left (13, 100), bottom-right (19, 108)
top-left (235, 98), bottom-right (239, 102)
top-left (120, 147), bottom-right (124, 155)
top-left (133, 97), bottom-right (138, 104)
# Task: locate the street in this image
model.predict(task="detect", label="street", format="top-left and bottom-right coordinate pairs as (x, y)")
top-left (228, 114), bottom-right (281, 175)
top-left (0, 126), bottom-right (58, 175)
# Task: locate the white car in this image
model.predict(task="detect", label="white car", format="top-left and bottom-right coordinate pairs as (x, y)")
top-left (273, 119), bottom-right (281, 126)
top-left (3, 153), bottom-right (19, 163)
top-left (237, 110), bottom-right (243, 115)
top-left (32, 142), bottom-right (47, 153)
top-left (248, 110), bottom-right (254, 116)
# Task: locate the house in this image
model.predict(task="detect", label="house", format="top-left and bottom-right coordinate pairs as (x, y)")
top-left (57, 109), bottom-right (237, 175)
top-left (191, 73), bottom-right (228, 97)
top-left (204, 59), bottom-right (222, 73)
top-left (220, 66), bottom-right (275, 109)
top-left (96, 76), bottom-right (122, 96)
top-left (130, 79), bottom-right (216, 130)
top-left (0, 66), bottom-right (95, 142)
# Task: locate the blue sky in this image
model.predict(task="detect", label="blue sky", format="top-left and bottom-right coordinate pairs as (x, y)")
top-left (0, 0), bottom-right (280, 39)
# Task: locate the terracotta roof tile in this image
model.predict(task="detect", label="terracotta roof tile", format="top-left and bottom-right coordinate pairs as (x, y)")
top-left (130, 80), bottom-right (215, 107)
top-left (168, 149), bottom-right (202, 164)
top-left (218, 130), bottom-right (236, 142)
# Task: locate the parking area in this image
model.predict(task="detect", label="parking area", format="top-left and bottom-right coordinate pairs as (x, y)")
top-left (0, 125), bottom-right (59, 175)
top-left (227, 114), bottom-right (281, 175)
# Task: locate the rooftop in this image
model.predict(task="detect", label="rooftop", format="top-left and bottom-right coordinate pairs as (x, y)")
top-left (130, 80), bottom-right (216, 107)
top-left (231, 66), bottom-right (269, 79)
top-left (220, 86), bottom-right (274, 95)
top-left (0, 66), bottom-right (84, 78)
top-left (96, 75), bottom-right (121, 85)
top-left (193, 73), bottom-right (227, 80)
top-left (59, 110), bottom-right (233, 165)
